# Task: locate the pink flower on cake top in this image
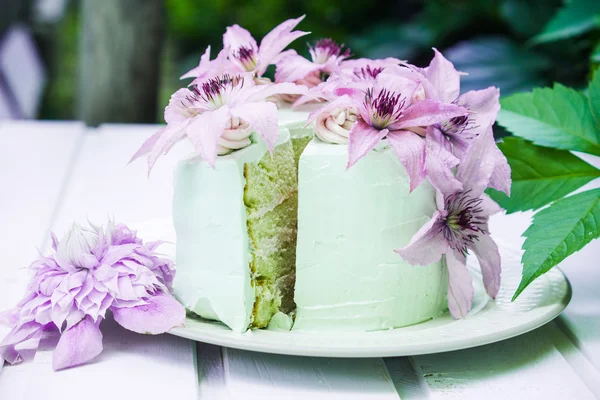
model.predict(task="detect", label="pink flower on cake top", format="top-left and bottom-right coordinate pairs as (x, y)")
top-left (292, 56), bottom-right (403, 107)
top-left (275, 38), bottom-right (351, 87)
top-left (182, 16), bottom-right (309, 82)
top-left (308, 71), bottom-right (470, 191)
top-left (130, 73), bottom-right (308, 171)
top-left (0, 221), bottom-right (185, 370)
top-left (396, 128), bottom-right (506, 318)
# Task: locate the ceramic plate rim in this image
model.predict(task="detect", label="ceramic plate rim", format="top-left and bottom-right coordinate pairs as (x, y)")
top-left (132, 218), bottom-right (572, 358)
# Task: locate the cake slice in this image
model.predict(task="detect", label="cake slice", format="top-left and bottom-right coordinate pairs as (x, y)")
top-left (173, 128), bottom-right (299, 332)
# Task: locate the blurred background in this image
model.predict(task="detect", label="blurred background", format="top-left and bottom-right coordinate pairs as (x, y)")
top-left (1, 0), bottom-right (598, 126)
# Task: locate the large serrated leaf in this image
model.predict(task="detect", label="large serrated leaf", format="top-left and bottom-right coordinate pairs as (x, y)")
top-left (532, 0), bottom-right (600, 44)
top-left (498, 84), bottom-right (600, 156)
top-left (487, 137), bottom-right (600, 212)
top-left (513, 188), bottom-right (600, 300)
top-left (589, 70), bottom-right (600, 127)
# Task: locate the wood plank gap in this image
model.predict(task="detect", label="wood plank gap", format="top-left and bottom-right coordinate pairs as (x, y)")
top-left (550, 320), bottom-right (600, 398)
top-left (384, 357), bottom-right (431, 399)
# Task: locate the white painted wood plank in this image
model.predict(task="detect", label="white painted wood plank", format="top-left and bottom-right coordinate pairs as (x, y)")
top-left (0, 121), bottom-right (83, 312)
top-left (0, 120), bottom-right (81, 382)
top-left (0, 124), bottom-right (198, 399)
top-left (0, 316), bottom-right (197, 400)
top-left (222, 349), bottom-right (399, 400)
top-left (51, 124), bottom-right (193, 234)
top-left (411, 324), bottom-right (596, 399)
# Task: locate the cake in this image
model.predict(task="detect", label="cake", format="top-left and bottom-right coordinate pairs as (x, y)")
top-left (132, 17), bottom-right (511, 333)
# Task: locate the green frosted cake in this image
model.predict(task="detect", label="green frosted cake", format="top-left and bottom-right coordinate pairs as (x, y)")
top-left (172, 109), bottom-right (448, 332)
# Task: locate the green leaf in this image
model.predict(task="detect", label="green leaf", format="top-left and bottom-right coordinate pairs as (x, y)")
top-left (592, 41), bottom-right (600, 63)
top-left (532, 0), bottom-right (600, 44)
top-left (589, 69), bottom-right (600, 126)
top-left (500, 0), bottom-right (562, 38)
top-left (487, 137), bottom-right (600, 212)
top-left (498, 84), bottom-right (600, 156)
top-left (514, 188), bottom-right (600, 300)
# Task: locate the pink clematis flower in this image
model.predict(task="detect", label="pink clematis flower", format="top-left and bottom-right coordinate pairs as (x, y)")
top-left (307, 73), bottom-right (469, 191)
top-left (180, 46), bottom-right (238, 84)
top-left (181, 16), bottom-right (308, 81)
top-left (292, 57), bottom-right (402, 108)
top-left (396, 127), bottom-right (506, 319)
top-left (228, 16), bottom-right (310, 77)
top-left (405, 49), bottom-right (510, 195)
top-left (0, 220), bottom-right (184, 370)
top-left (275, 38), bottom-right (351, 87)
top-left (130, 74), bottom-right (308, 171)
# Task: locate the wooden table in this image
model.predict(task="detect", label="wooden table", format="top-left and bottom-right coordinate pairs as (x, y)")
top-left (0, 121), bottom-right (599, 399)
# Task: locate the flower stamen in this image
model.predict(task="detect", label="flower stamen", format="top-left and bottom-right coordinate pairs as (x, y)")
top-left (364, 88), bottom-right (405, 129)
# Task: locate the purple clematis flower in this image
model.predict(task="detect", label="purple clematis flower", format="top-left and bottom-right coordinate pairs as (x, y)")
top-left (180, 45), bottom-right (238, 84)
top-left (307, 73), bottom-right (469, 191)
top-left (0, 220), bottom-right (185, 370)
top-left (404, 49), bottom-right (510, 195)
top-left (292, 57), bottom-right (402, 108)
top-left (396, 127), bottom-right (506, 318)
top-left (182, 16), bottom-right (309, 81)
top-left (275, 38), bottom-right (351, 87)
top-left (130, 74), bottom-right (308, 171)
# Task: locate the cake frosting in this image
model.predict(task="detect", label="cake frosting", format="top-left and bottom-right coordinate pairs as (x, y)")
top-left (173, 110), bottom-right (311, 333)
top-left (293, 138), bottom-right (448, 331)
top-left (172, 133), bottom-right (270, 332)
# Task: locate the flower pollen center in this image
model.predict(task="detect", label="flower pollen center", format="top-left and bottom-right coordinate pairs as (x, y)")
top-left (354, 65), bottom-right (384, 80)
top-left (310, 38), bottom-right (351, 64)
top-left (442, 191), bottom-right (487, 255)
top-left (234, 46), bottom-right (257, 71)
top-left (364, 88), bottom-right (405, 129)
top-left (189, 74), bottom-right (244, 108)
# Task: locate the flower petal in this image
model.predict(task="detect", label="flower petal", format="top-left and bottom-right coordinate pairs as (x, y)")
top-left (187, 106), bottom-right (231, 167)
top-left (146, 123), bottom-right (188, 174)
top-left (446, 251), bottom-right (473, 319)
top-left (387, 130), bottom-right (426, 192)
top-left (246, 82), bottom-right (309, 103)
top-left (395, 211), bottom-right (448, 265)
top-left (423, 48), bottom-right (461, 103)
top-left (223, 24), bottom-right (258, 53)
top-left (393, 99), bottom-right (469, 130)
top-left (257, 16), bottom-right (310, 76)
top-left (347, 120), bottom-right (388, 168)
top-left (457, 87), bottom-right (500, 131)
top-left (111, 293), bottom-right (185, 335)
top-left (0, 321), bottom-right (44, 364)
top-left (457, 126), bottom-right (498, 198)
top-left (470, 234), bottom-right (501, 299)
top-left (231, 101), bottom-right (279, 152)
top-left (479, 193), bottom-right (503, 218)
top-left (180, 45), bottom-right (211, 79)
top-left (489, 140), bottom-right (512, 196)
top-left (425, 125), bottom-right (463, 195)
top-left (275, 50), bottom-right (322, 83)
top-left (52, 316), bottom-right (103, 370)
top-left (128, 128), bottom-right (163, 165)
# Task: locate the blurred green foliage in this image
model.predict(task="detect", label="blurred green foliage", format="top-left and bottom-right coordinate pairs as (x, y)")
top-left (35, 0), bottom-right (600, 121)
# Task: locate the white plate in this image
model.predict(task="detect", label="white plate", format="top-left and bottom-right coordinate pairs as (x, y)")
top-left (133, 219), bottom-right (571, 358)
